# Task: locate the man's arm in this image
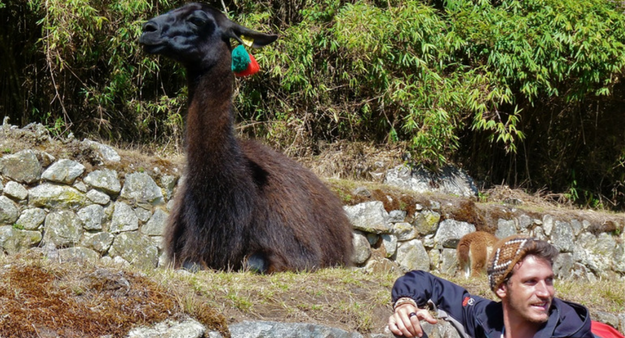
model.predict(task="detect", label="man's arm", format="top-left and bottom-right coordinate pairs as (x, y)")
top-left (389, 270), bottom-right (475, 337)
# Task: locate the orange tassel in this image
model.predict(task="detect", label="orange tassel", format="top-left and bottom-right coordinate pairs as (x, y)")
top-left (235, 53), bottom-right (260, 77)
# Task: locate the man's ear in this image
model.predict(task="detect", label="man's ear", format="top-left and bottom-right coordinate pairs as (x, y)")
top-left (495, 283), bottom-right (507, 299)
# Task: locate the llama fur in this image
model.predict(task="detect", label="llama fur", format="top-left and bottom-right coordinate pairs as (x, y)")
top-left (457, 231), bottom-right (499, 278)
top-left (139, 3), bottom-right (353, 273)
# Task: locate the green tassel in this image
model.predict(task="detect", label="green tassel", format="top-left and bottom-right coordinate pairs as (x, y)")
top-left (231, 45), bottom-right (251, 72)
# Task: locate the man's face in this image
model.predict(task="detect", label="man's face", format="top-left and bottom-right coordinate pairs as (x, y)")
top-left (499, 255), bottom-right (555, 324)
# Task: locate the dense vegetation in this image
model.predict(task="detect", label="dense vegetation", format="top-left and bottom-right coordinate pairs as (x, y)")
top-left (2, 0), bottom-right (625, 209)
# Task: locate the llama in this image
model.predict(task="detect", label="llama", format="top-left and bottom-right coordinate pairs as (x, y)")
top-left (139, 3), bottom-right (353, 273)
top-left (457, 231), bottom-right (499, 278)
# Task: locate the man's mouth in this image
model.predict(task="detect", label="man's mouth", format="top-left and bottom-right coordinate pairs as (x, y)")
top-left (530, 301), bottom-right (549, 311)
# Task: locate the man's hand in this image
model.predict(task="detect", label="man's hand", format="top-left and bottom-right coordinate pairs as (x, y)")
top-left (388, 303), bottom-right (438, 337)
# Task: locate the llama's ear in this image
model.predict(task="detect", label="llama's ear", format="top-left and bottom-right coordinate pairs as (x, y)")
top-left (223, 20), bottom-right (278, 49)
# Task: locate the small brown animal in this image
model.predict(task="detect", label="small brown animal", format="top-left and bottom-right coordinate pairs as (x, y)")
top-left (457, 231), bottom-right (499, 278)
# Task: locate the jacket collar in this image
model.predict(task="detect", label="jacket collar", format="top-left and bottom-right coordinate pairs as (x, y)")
top-left (477, 298), bottom-right (591, 338)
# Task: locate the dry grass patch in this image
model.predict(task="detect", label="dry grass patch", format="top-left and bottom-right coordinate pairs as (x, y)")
top-left (0, 254), bottom-right (228, 338)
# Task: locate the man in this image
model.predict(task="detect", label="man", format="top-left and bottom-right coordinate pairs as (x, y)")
top-left (388, 235), bottom-right (594, 338)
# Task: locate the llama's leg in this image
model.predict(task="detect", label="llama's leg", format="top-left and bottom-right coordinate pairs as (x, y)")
top-left (244, 252), bottom-right (269, 273)
top-left (470, 246), bottom-right (488, 277)
top-left (244, 250), bottom-right (290, 274)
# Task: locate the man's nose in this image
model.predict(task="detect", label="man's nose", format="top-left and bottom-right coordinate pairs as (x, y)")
top-left (535, 281), bottom-right (551, 297)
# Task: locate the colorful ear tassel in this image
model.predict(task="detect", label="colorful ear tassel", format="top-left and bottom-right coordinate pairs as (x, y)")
top-left (231, 44), bottom-right (260, 77)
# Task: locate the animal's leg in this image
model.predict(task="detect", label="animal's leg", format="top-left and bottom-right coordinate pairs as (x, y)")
top-left (244, 250), bottom-right (290, 274)
top-left (244, 252), bottom-right (269, 273)
top-left (470, 246), bottom-right (488, 277)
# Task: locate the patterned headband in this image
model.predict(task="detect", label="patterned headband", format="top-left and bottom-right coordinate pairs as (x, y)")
top-left (487, 235), bottom-right (535, 291)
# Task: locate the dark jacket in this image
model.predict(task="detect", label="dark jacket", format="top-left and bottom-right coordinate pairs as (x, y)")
top-left (392, 270), bottom-right (593, 338)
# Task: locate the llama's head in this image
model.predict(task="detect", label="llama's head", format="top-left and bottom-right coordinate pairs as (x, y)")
top-left (139, 3), bottom-right (277, 69)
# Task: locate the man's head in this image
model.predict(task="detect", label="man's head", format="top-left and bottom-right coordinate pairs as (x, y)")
top-left (487, 235), bottom-right (559, 324)
top-left (487, 235), bottom-right (559, 292)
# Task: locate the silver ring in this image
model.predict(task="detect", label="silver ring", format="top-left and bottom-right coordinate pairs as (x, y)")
top-left (408, 312), bottom-right (417, 318)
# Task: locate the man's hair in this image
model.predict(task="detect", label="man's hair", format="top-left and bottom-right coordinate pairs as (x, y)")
top-left (487, 235), bottom-right (559, 291)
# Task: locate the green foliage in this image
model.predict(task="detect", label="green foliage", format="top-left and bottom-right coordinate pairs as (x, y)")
top-left (2, 0), bottom-right (187, 144)
top-left (3, 0), bottom-right (625, 209)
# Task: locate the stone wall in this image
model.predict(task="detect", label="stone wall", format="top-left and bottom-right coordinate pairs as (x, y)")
top-left (1, 123), bottom-right (624, 283)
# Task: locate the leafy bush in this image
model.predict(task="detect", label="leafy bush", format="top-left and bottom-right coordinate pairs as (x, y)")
top-left (2, 0), bottom-right (625, 208)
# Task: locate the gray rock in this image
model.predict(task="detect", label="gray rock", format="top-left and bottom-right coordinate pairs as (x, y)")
top-left (517, 214), bottom-right (533, 230)
top-left (42, 159), bottom-right (85, 184)
top-left (396, 239), bottom-right (429, 272)
top-left (228, 320), bottom-right (363, 338)
top-left (3, 181), bottom-right (28, 201)
top-left (362, 254), bottom-right (398, 274)
top-left (542, 215), bottom-right (554, 236)
top-left (28, 184), bottom-right (86, 209)
top-left (81, 232), bottom-right (115, 253)
top-left (344, 201), bottom-right (391, 234)
top-left (392, 222), bottom-right (417, 241)
top-left (570, 219), bottom-right (583, 237)
top-left (388, 210), bottom-right (406, 223)
top-left (15, 208), bottom-right (47, 230)
top-left (110, 201), bottom-right (139, 233)
top-left (434, 219), bottom-right (475, 249)
top-left (120, 172), bottom-right (164, 205)
top-left (0, 196), bottom-right (19, 225)
top-left (413, 210), bottom-right (441, 235)
top-left (77, 204), bottom-right (105, 231)
top-left (419, 319), bottom-right (462, 338)
top-left (141, 208), bottom-right (169, 236)
top-left (591, 311), bottom-right (621, 331)
top-left (109, 232), bottom-right (159, 268)
top-left (494, 219), bottom-right (516, 239)
top-left (0, 149), bottom-right (42, 184)
top-left (551, 221), bottom-right (575, 252)
top-left (128, 318), bottom-right (206, 338)
top-left (43, 210), bottom-right (83, 248)
top-left (134, 207), bottom-right (152, 223)
top-left (160, 174), bottom-right (177, 201)
top-left (440, 248), bottom-right (458, 276)
top-left (58, 246), bottom-right (100, 263)
top-left (381, 233), bottom-right (398, 258)
top-left (614, 242), bottom-right (625, 273)
top-left (86, 188), bottom-right (111, 205)
top-left (82, 139), bottom-right (121, 163)
top-left (73, 181), bottom-right (88, 193)
top-left (84, 169), bottom-right (121, 195)
top-left (150, 236), bottom-right (164, 250)
top-left (0, 225), bottom-right (42, 254)
top-left (577, 233), bottom-right (617, 274)
top-left (553, 252), bottom-right (575, 279)
top-left (428, 249), bottom-right (440, 272)
top-left (351, 232), bottom-right (372, 265)
top-left (384, 165), bottom-right (478, 197)
top-left (23, 122), bottom-right (50, 141)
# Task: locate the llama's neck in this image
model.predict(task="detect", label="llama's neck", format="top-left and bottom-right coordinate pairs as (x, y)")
top-left (185, 58), bottom-right (242, 176)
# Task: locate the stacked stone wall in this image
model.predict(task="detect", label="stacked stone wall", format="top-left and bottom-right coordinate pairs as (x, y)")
top-left (1, 123), bottom-right (624, 282)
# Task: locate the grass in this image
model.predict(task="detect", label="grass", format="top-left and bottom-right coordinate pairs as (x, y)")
top-left (1, 251), bottom-right (623, 337)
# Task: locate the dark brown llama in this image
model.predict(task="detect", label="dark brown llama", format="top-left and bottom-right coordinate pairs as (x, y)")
top-left (139, 3), bottom-right (353, 273)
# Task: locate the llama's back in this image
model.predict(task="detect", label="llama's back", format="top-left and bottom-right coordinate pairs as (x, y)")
top-left (241, 140), bottom-right (353, 271)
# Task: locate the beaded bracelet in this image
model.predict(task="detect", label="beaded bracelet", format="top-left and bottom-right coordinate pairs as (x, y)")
top-left (393, 297), bottom-right (417, 311)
